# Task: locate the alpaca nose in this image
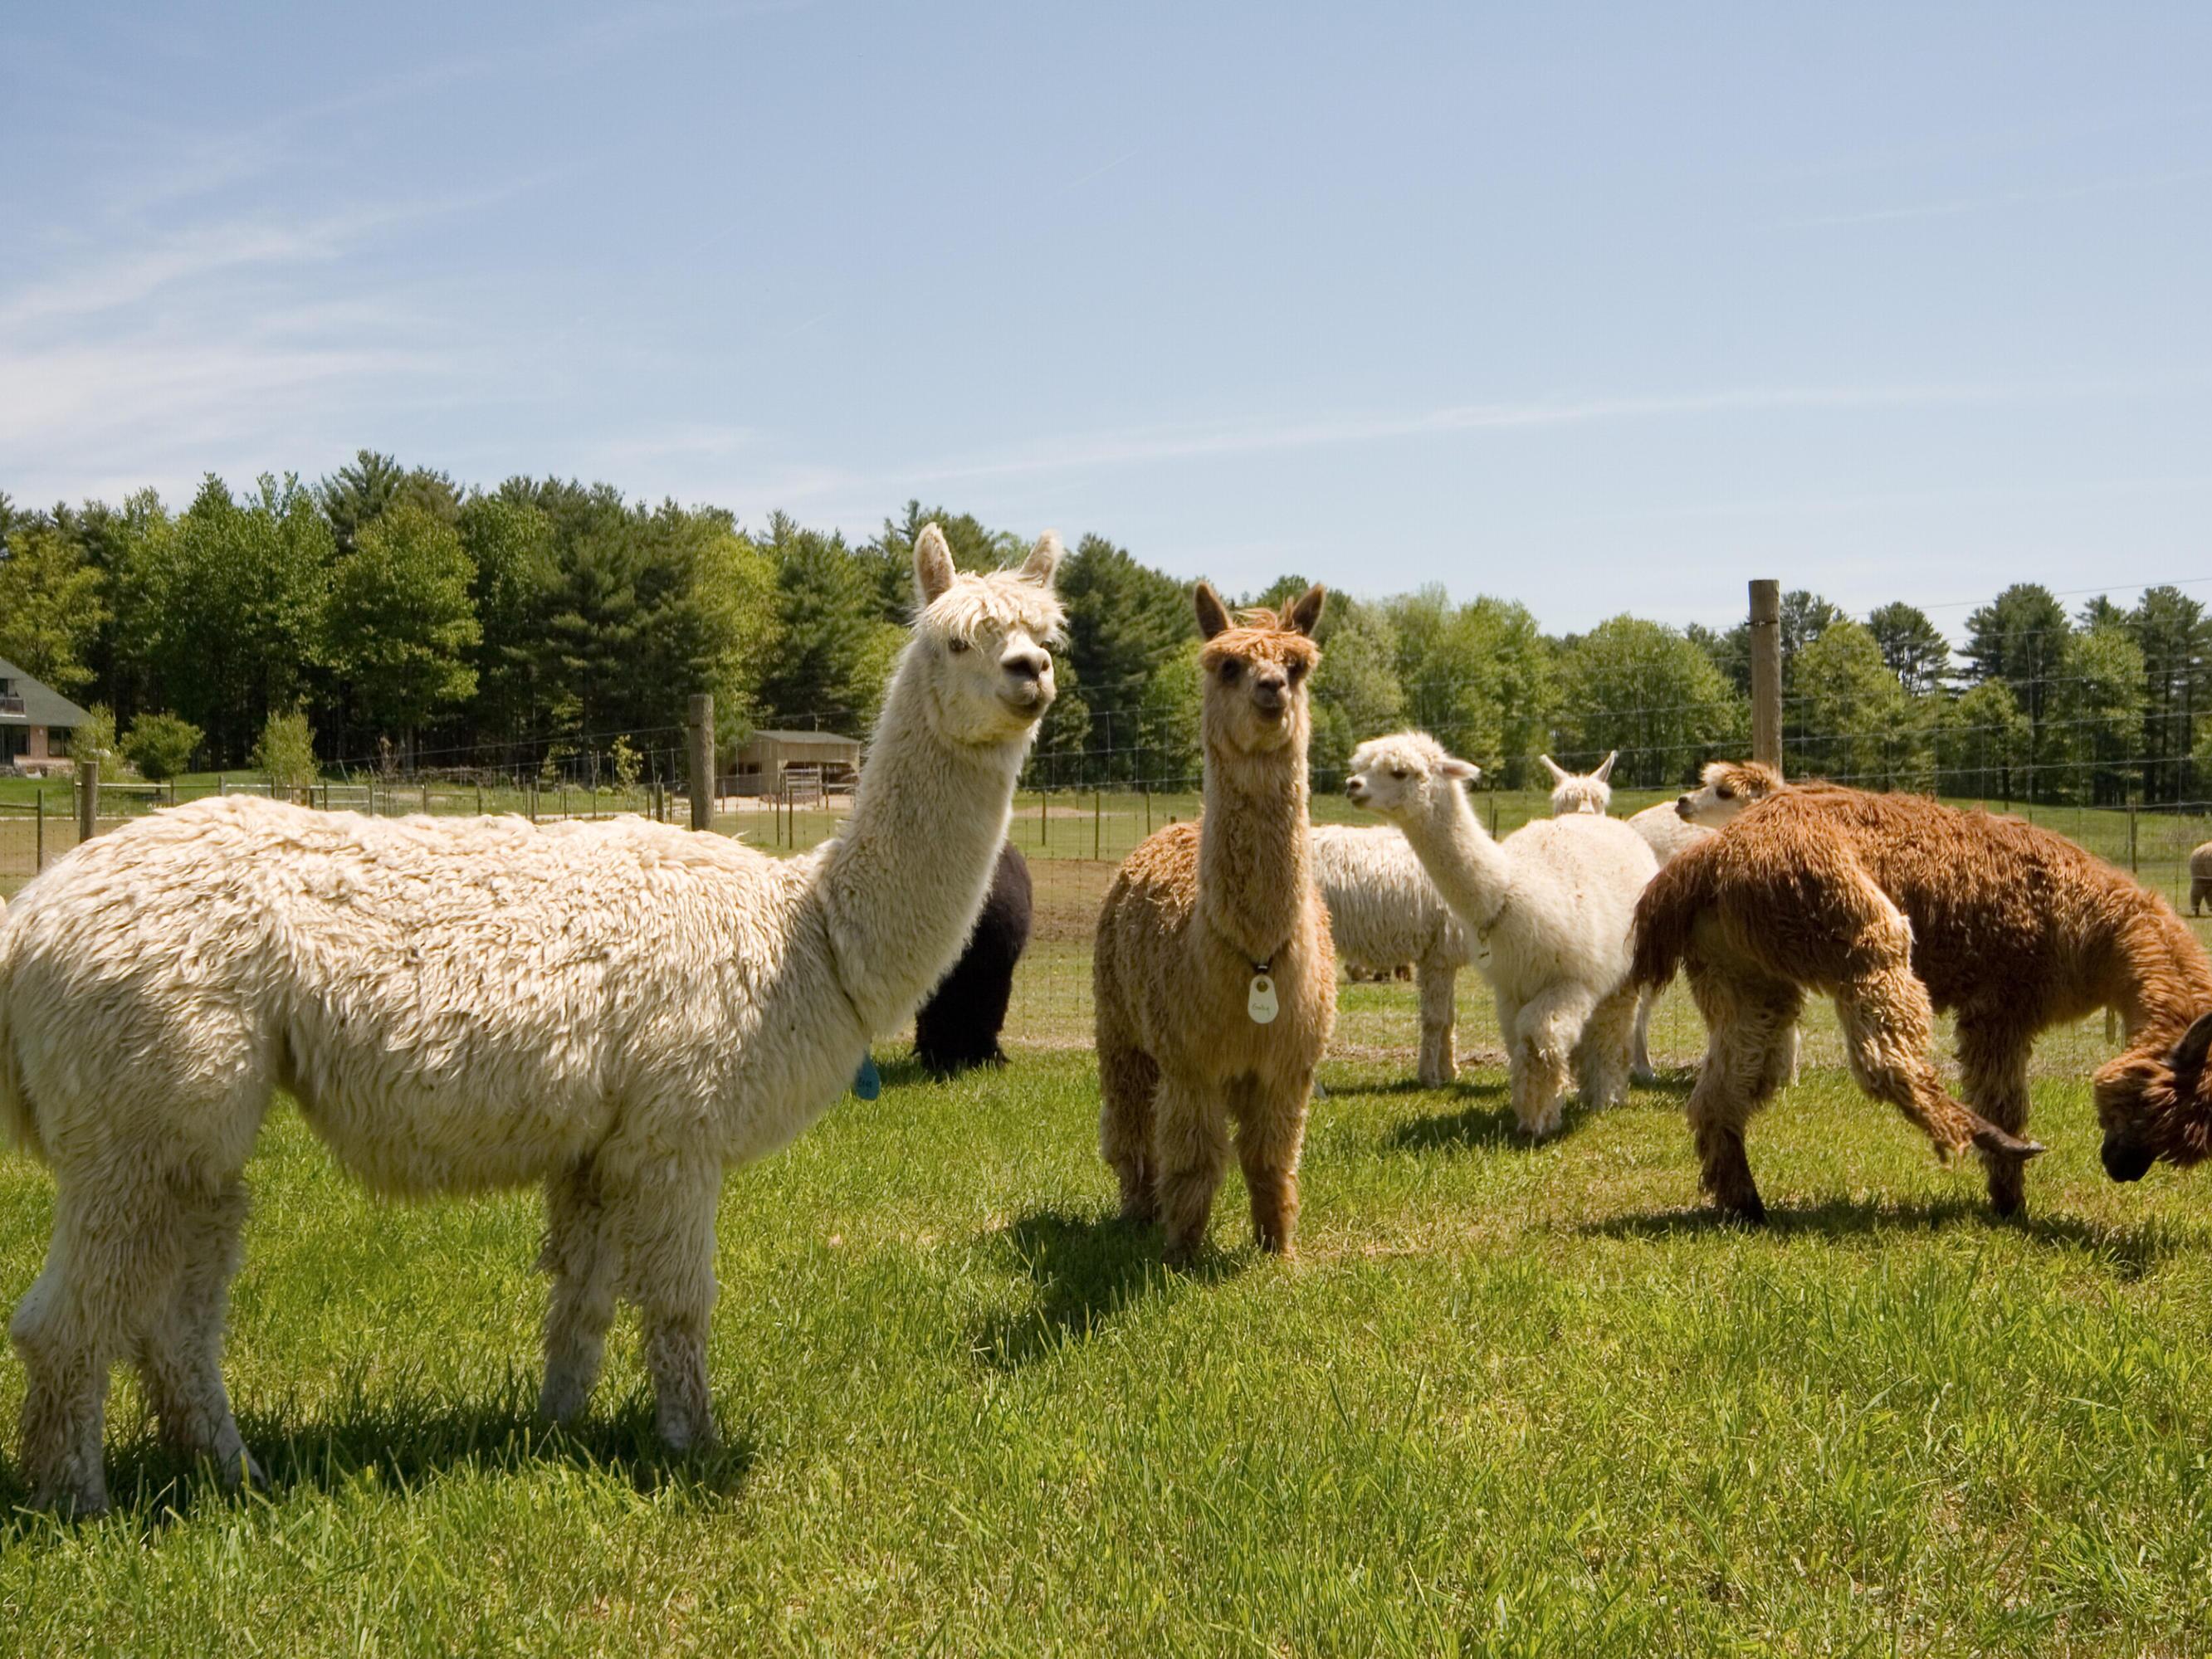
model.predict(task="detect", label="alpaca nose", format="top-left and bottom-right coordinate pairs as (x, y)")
top-left (1003, 648), bottom-right (1050, 685)
top-left (1675, 795), bottom-right (1694, 820)
top-left (1253, 673), bottom-right (1287, 710)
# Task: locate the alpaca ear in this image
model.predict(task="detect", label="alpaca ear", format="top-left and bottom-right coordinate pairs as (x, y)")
top-left (915, 524), bottom-right (955, 605)
top-left (1540, 755), bottom-right (1568, 784)
top-left (1439, 757), bottom-right (1480, 783)
top-left (1194, 581), bottom-right (1233, 641)
top-left (1021, 530), bottom-right (1062, 587)
top-left (2169, 1011), bottom-right (2212, 1092)
top-left (1594, 751), bottom-right (1617, 783)
top-left (1287, 583), bottom-right (1326, 637)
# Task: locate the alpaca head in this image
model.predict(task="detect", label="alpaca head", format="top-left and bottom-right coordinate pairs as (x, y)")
top-left (909, 525), bottom-right (1067, 746)
top-left (1344, 731), bottom-right (1479, 822)
top-left (1541, 753), bottom-right (1614, 817)
top-left (2095, 1012), bottom-right (2212, 1181)
top-left (1194, 582), bottom-right (1325, 761)
top-left (1677, 759), bottom-right (1785, 827)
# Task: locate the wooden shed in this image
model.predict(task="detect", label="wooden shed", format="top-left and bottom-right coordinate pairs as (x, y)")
top-left (729, 729), bottom-right (862, 799)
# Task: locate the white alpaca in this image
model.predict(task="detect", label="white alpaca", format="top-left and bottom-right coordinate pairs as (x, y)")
top-left (1540, 752), bottom-right (1614, 817)
top-left (1, 525), bottom-right (1064, 1516)
top-left (1346, 733), bottom-right (1658, 1138)
top-left (1538, 754), bottom-right (1719, 1082)
top-left (1310, 824), bottom-right (1477, 1087)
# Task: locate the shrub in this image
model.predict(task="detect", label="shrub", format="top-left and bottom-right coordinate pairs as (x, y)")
top-left (121, 711), bottom-right (203, 783)
top-left (253, 707), bottom-right (320, 798)
top-left (611, 734), bottom-right (642, 793)
top-left (71, 703), bottom-right (117, 764)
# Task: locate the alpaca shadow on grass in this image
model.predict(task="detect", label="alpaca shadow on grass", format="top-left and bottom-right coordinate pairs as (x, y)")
top-left (1582, 1196), bottom-right (2189, 1279)
top-left (0, 1383), bottom-right (757, 1541)
top-left (1385, 1081), bottom-right (1579, 1155)
top-left (970, 1204), bottom-right (1246, 1374)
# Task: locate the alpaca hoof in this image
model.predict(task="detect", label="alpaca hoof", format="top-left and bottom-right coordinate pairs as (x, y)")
top-left (216, 1445), bottom-right (268, 1493)
top-left (1161, 1237), bottom-right (1202, 1271)
top-left (35, 1476), bottom-right (110, 1520)
top-left (1718, 1195), bottom-right (1767, 1228)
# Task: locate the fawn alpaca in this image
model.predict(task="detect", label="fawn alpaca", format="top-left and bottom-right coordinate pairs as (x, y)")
top-left (1094, 583), bottom-right (1334, 1264)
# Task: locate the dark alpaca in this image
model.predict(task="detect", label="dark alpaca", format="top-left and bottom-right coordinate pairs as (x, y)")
top-left (1632, 785), bottom-right (2212, 1222)
top-left (913, 842), bottom-right (1033, 1076)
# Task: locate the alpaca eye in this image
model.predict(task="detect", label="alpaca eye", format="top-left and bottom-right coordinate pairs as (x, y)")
top-left (1391, 769), bottom-right (1407, 781)
top-left (948, 638), bottom-right (971, 655)
top-left (1219, 661), bottom-right (1241, 682)
top-left (1716, 785), bottom-right (1734, 800)
top-left (1287, 661), bottom-right (1306, 682)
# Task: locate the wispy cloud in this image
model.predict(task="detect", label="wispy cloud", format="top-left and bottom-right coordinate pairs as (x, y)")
top-left (0, 182), bottom-right (552, 331)
top-left (1781, 165), bottom-right (2212, 229)
top-left (865, 377), bottom-right (2188, 489)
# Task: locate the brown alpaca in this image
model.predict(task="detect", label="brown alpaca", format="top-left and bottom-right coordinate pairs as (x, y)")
top-left (1629, 785), bottom-right (2212, 1222)
top-left (1094, 582), bottom-right (1335, 1265)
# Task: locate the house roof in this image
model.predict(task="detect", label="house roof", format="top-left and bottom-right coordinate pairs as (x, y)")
top-left (740, 729), bottom-right (862, 750)
top-left (0, 656), bottom-right (92, 728)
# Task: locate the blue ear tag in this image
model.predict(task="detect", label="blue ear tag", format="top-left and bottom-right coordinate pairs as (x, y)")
top-left (851, 1053), bottom-right (881, 1100)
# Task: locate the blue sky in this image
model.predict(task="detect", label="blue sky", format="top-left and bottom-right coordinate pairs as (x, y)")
top-left (4, 2), bottom-right (2209, 633)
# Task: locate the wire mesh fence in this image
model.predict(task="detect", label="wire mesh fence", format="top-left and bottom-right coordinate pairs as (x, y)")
top-left (10, 656), bottom-right (2212, 1087)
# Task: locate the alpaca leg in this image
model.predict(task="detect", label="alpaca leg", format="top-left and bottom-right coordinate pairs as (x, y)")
top-left (132, 1173), bottom-right (257, 1488)
top-left (1575, 984), bottom-right (1639, 1111)
top-left (1630, 984), bottom-right (1660, 1084)
top-left (1511, 983), bottom-right (1599, 1139)
top-left (1957, 1019), bottom-right (2035, 1217)
top-left (1682, 961), bottom-right (1804, 1223)
top-left (14, 1176), bottom-right (194, 1515)
top-left (1415, 961), bottom-right (1458, 1087)
top-left (607, 1164), bottom-right (720, 1452)
top-left (1229, 1075), bottom-right (1309, 1258)
top-left (1098, 1027), bottom-right (1163, 1224)
top-left (1832, 970), bottom-right (2038, 1173)
top-left (540, 1160), bottom-right (620, 1425)
top-left (1151, 1078), bottom-right (1230, 1268)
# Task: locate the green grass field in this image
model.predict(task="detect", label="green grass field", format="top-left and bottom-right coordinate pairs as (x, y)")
top-left (3, 1029), bottom-right (2210, 1654)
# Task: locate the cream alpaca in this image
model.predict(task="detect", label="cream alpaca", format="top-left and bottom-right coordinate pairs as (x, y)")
top-left (1539, 754), bottom-right (1694, 1080)
top-left (1095, 583), bottom-right (1334, 1265)
top-left (2, 526), bottom-right (1064, 1516)
top-left (1310, 823), bottom-right (1477, 1086)
top-left (1347, 733), bottom-right (1658, 1138)
top-left (1540, 752), bottom-right (1614, 817)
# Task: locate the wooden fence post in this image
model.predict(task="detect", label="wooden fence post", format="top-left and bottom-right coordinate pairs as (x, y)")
top-left (77, 756), bottom-right (99, 842)
top-left (1093, 791), bottom-right (1101, 861)
top-left (36, 786), bottom-right (44, 871)
top-left (1750, 578), bottom-right (1782, 773)
top-left (688, 694), bottom-right (715, 831)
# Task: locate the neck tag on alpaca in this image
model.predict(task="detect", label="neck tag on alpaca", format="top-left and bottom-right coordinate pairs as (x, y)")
top-left (1248, 966), bottom-right (1279, 1024)
top-left (851, 1053), bottom-right (881, 1100)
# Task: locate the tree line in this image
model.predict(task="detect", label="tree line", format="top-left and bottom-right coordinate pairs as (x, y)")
top-left (1, 454), bottom-right (2205, 806)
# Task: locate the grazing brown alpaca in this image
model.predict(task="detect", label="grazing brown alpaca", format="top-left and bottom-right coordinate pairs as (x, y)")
top-left (1627, 785), bottom-right (2212, 1222)
top-left (1094, 582), bottom-right (1334, 1265)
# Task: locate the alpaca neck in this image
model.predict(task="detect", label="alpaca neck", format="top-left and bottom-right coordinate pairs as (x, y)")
top-left (1199, 738), bottom-right (1311, 966)
top-left (2107, 905), bottom-right (2212, 1048)
top-left (1396, 788), bottom-right (1514, 935)
top-left (813, 653), bottom-right (1028, 1035)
